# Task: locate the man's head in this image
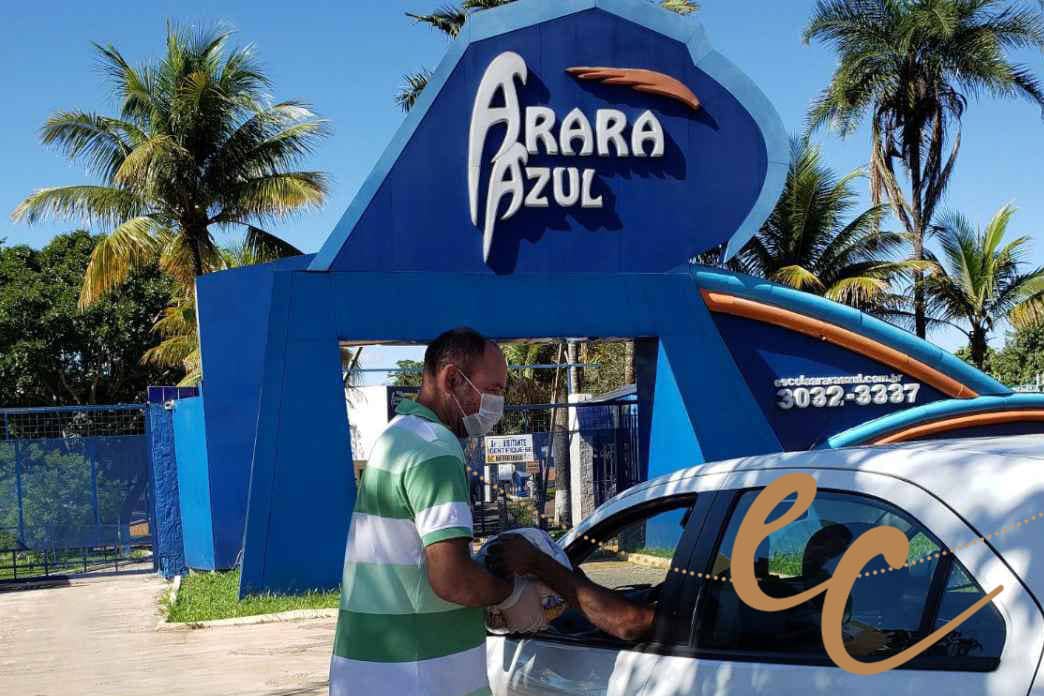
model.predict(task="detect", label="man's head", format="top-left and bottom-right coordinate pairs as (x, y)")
top-left (421, 327), bottom-right (507, 437)
top-left (802, 524), bottom-right (853, 577)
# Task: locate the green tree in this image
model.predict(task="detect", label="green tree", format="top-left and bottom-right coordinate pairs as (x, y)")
top-left (391, 359), bottom-right (425, 388)
top-left (733, 139), bottom-right (917, 315)
top-left (805, 0), bottom-right (1044, 338)
top-left (954, 344), bottom-right (998, 376)
top-left (10, 23), bottom-right (326, 309)
top-left (399, 0), bottom-right (700, 110)
top-left (924, 204), bottom-right (1044, 369)
top-left (991, 323), bottom-right (1044, 386)
top-left (579, 342), bottom-right (631, 396)
top-left (0, 231), bottom-right (174, 406)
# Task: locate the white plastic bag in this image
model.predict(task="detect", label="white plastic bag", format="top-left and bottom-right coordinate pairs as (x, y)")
top-left (476, 528), bottom-right (573, 634)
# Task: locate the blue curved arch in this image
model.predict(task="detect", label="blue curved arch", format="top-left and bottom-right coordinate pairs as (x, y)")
top-left (820, 394), bottom-right (1044, 449)
top-left (692, 265), bottom-right (1011, 398)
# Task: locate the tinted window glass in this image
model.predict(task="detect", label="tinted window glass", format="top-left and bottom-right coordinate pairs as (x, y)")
top-left (697, 490), bottom-right (1004, 666)
top-left (930, 564), bottom-right (1006, 659)
top-left (542, 499), bottom-right (694, 641)
top-left (577, 505), bottom-right (689, 590)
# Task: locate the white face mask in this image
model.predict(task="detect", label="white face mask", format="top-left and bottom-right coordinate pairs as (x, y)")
top-left (451, 370), bottom-right (505, 437)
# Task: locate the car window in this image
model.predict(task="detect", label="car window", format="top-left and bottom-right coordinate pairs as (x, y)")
top-left (696, 489), bottom-right (1005, 667)
top-left (575, 504), bottom-right (690, 590)
top-left (538, 497), bottom-right (696, 643)
top-left (930, 563), bottom-right (1006, 659)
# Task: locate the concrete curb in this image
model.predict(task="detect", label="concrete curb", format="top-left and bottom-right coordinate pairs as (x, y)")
top-left (157, 607), bottom-right (338, 631)
top-left (618, 552), bottom-right (671, 569)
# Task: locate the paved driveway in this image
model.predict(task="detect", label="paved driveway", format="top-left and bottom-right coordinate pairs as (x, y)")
top-left (0, 559), bottom-right (658, 695)
top-left (0, 571), bottom-right (335, 696)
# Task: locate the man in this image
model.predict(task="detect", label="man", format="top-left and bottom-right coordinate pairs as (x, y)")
top-left (331, 328), bottom-right (546, 696)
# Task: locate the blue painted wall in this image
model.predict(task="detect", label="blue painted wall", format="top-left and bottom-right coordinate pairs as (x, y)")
top-left (172, 396), bottom-right (215, 570)
top-left (239, 269), bottom-right (778, 595)
top-left (146, 403), bottom-right (186, 578)
top-left (194, 254), bottom-right (314, 569)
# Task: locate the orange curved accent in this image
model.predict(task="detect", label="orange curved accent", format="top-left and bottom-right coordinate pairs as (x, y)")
top-left (566, 67), bottom-right (701, 112)
top-left (700, 290), bottom-right (977, 399)
top-left (872, 410), bottom-right (1044, 444)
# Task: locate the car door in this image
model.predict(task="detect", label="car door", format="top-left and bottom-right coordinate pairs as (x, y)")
top-left (488, 472), bottom-right (729, 696)
top-left (635, 466), bottom-right (1043, 696)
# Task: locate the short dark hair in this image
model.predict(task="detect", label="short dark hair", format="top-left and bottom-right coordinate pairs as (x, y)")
top-left (424, 327), bottom-right (492, 378)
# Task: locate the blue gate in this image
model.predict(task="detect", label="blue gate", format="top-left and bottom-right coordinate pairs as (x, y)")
top-left (0, 404), bottom-right (153, 581)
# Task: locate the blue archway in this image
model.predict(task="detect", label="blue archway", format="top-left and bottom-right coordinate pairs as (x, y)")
top-left (183, 0), bottom-right (1032, 596)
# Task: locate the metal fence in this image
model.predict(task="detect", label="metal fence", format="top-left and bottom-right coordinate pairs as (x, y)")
top-left (462, 399), bottom-right (641, 536)
top-left (0, 404), bottom-right (153, 582)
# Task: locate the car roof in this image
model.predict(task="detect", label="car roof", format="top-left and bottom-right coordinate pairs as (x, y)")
top-left (621, 435), bottom-right (1044, 520)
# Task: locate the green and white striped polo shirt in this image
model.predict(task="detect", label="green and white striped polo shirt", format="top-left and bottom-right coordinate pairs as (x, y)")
top-left (330, 399), bottom-right (489, 696)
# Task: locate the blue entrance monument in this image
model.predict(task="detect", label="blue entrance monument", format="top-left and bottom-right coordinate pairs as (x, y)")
top-left (186, 0), bottom-right (1044, 595)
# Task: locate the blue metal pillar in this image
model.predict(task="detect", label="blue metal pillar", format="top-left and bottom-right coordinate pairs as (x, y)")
top-left (8, 412), bottom-right (26, 545)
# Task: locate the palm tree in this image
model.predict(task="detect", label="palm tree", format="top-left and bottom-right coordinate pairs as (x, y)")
top-left (804, 0), bottom-right (1044, 338)
top-left (142, 238), bottom-right (303, 385)
top-left (399, 0), bottom-right (700, 111)
top-left (923, 203), bottom-right (1044, 369)
top-left (11, 23), bottom-right (328, 308)
top-left (735, 139), bottom-right (917, 315)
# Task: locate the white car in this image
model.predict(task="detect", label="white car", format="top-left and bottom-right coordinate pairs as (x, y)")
top-left (488, 435), bottom-right (1044, 695)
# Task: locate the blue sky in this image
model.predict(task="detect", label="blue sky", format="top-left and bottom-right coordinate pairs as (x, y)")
top-left (2, 1), bottom-right (1042, 356)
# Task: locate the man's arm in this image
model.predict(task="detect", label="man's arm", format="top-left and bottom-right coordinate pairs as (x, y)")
top-left (425, 538), bottom-right (513, 607)
top-left (531, 555), bottom-right (655, 642)
top-left (489, 536), bottom-right (655, 642)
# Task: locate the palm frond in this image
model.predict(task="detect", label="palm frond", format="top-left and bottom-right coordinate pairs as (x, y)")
top-left (208, 102), bottom-right (328, 185)
top-left (824, 275), bottom-right (891, 306)
top-left (150, 301), bottom-right (197, 339)
top-left (141, 335), bottom-right (198, 368)
top-left (79, 216), bottom-right (163, 308)
top-left (158, 229), bottom-right (222, 286)
top-left (11, 185), bottom-right (149, 227)
top-left (397, 69), bottom-right (433, 113)
top-left (92, 42), bottom-right (158, 125)
top-left (659, 0), bottom-right (699, 14)
top-left (1010, 292), bottom-right (1044, 331)
top-left (220, 171), bottom-right (328, 223)
top-left (772, 264), bottom-right (826, 291)
top-left (407, 7), bottom-right (469, 37)
top-left (243, 225), bottom-right (303, 261)
top-left (39, 111), bottom-right (144, 181)
top-left (112, 134), bottom-right (191, 188)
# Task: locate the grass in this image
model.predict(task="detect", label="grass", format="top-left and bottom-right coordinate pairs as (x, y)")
top-left (630, 546), bottom-right (674, 559)
top-left (163, 569), bottom-right (339, 623)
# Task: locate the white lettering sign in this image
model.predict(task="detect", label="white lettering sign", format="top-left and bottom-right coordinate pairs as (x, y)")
top-left (485, 434), bottom-right (535, 464)
top-left (772, 374), bottom-right (921, 410)
top-left (469, 51), bottom-right (666, 261)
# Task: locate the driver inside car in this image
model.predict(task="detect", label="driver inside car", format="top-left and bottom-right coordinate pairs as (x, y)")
top-left (486, 533), bottom-right (657, 642)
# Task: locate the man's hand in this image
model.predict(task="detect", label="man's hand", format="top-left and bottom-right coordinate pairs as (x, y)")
top-left (485, 533), bottom-right (549, 578)
top-left (494, 577), bottom-right (547, 633)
